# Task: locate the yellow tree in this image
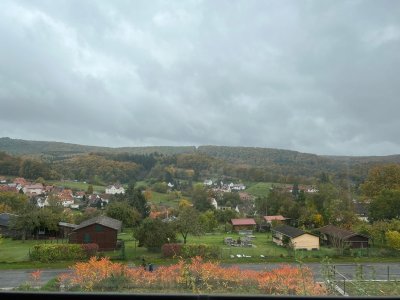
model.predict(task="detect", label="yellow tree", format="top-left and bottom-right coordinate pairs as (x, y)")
top-left (361, 164), bottom-right (400, 198)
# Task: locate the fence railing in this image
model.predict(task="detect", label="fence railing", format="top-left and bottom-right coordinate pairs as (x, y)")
top-left (326, 264), bottom-right (400, 296)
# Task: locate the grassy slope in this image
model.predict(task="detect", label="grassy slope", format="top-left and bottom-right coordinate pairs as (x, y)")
top-left (47, 180), bottom-right (105, 193)
top-left (245, 182), bottom-right (274, 198)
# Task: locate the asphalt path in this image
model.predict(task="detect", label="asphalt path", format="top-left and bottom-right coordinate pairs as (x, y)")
top-left (1, 263), bottom-right (400, 290)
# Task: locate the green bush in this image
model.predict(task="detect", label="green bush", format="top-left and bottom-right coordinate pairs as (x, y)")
top-left (30, 244), bottom-right (87, 262)
top-left (181, 244), bottom-right (220, 259)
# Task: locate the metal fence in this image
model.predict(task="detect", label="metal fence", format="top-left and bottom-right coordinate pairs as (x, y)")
top-left (325, 264), bottom-right (400, 296)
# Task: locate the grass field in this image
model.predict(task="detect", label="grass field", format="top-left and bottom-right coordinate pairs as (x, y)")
top-left (245, 182), bottom-right (274, 198)
top-left (1, 230), bottom-right (399, 270)
top-left (148, 191), bottom-right (184, 208)
top-left (47, 180), bottom-right (105, 193)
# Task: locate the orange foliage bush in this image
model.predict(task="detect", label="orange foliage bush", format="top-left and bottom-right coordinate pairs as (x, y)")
top-left (58, 256), bottom-right (326, 295)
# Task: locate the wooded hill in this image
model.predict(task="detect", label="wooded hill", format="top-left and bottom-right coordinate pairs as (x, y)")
top-left (1, 137), bottom-right (399, 185)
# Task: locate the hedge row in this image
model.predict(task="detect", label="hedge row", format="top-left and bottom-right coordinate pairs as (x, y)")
top-left (162, 243), bottom-right (220, 259)
top-left (30, 243), bottom-right (99, 262)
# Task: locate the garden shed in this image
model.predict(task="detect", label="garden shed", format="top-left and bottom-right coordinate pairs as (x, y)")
top-left (271, 224), bottom-right (319, 250)
top-left (315, 225), bottom-right (370, 249)
top-left (69, 216), bottom-right (122, 251)
top-left (230, 218), bottom-right (256, 232)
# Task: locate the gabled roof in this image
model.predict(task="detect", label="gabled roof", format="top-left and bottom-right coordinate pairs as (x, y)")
top-left (271, 224), bottom-right (308, 238)
top-left (58, 222), bottom-right (78, 229)
top-left (316, 225), bottom-right (369, 240)
top-left (74, 216), bottom-right (122, 231)
top-left (231, 218), bottom-right (256, 226)
top-left (264, 215), bottom-right (287, 222)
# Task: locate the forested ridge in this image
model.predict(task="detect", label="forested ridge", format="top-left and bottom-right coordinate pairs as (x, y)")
top-left (0, 137), bottom-right (399, 185)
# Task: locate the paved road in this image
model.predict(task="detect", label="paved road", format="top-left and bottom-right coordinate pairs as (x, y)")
top-left (0, 269), bottom-right (70, 290)
top-left (1, 263), bottom-right (400, 289)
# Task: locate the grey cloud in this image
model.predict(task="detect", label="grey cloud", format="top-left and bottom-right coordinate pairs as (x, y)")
top-left (0, 0), bottom-right (400, 155)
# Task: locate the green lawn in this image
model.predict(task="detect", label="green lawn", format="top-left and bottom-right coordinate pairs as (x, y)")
top-left (0, 238), bottom-right (41, 262)
top-left (148, 191), bottom-right (183, 208)
top-left (245, 182), bottom-right (274, 198)
top-left (47, 180), bottom-right (106, 193)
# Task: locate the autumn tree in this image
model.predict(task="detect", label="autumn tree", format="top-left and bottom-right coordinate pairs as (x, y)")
top-left (87, 184), bottom-right (94, 195)
top-left (361, 164), bottom-right (400, 198)
top-left (385, 230), bottom-right (400, 250)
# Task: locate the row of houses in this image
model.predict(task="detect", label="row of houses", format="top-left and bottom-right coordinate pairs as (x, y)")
top-left (230, 218), bottom-right (369, 251)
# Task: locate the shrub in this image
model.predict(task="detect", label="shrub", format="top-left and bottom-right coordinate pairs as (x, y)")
top-left (30, 244), bottom-right (85, 262)
top-left (161, 243), bottom-right (183, 258)
top-left (181, 244), bottom-right (220, 259)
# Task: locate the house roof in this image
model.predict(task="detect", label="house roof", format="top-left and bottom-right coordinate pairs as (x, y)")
top-left (107, 184), bottom-right (123, 189)
top-left (316, 225), bottom-right (369, 240)
top-left (58, 222), bottom-right (78, 229)
top-left (231, 218), bottom-right (256, 226)
top-left (74, 216), bottom-right (122, 231)
top-left (271, 224), bottom-right (308, 238)
top-left (264, 215), bottom-right (287, 222)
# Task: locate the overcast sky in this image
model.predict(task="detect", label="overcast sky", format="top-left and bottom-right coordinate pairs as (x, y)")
top-left (1, 0), bottom-right (399, 156)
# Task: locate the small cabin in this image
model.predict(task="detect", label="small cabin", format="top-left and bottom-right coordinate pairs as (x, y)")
top-left (69, 216), bottom-right (122, 251)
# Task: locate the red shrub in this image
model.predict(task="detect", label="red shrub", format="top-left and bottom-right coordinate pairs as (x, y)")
top-left (161, 243), bottom-right (182, 258)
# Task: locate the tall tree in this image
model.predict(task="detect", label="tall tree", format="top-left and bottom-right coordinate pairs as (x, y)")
top-left (174, 206), bottom-right (203, 244)
top-left (369, 189), bottom-right (400, 222)
top-left (133, 218), bottom-right (176, 249)
top-left (9, 204), bottom-right (39, 241)
top-left (191, 183), bottom-right (212, 212)
top-left (126, 183), bottom-right (150, 219)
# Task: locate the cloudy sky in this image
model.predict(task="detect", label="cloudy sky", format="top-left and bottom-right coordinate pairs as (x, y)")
top-left (0, 0), bottom-right (399, 156)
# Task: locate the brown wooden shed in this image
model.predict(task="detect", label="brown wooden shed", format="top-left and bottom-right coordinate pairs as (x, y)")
top-left (69, 216), bottom-right (122, 251)
top-left (315, 225), bottom-right (370, 249)
top-left (230, 218), bottom-right (256, 232)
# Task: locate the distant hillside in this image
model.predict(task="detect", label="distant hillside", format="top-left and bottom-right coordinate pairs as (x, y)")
top-left (0, 137), bottom-right (196, 158)
top-left (1, 137), bottom-right (400, 184)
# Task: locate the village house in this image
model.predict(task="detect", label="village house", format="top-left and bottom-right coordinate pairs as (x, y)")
top-left (13, 177), bottom-right (27, 186)
top-left (203, 179), bottom-right (213, 186)
top-left (69, 215), bottom-right (122, 251)
top-left (0, 184), bottom-right (18, 193)
top-left (271, 224), bottom-right (319, 250)
top-left (105, 184), bottom-right (125, 195)
top-left (23, 183), bottom-right (44, 196)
